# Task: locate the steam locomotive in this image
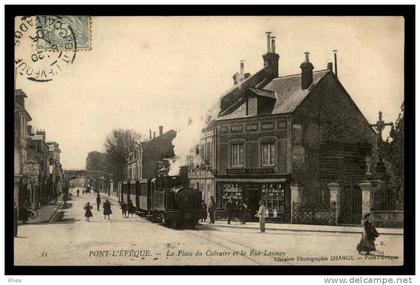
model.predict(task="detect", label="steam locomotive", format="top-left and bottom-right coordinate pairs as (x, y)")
top-left (117, 174), bottom-right (202, 228)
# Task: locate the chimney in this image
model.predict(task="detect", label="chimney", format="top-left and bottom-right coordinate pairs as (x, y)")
top-left (333, 50), bottom-right (338, 76)
top-left (327, 62), bottom-right (333, 71)
top-left (149, 129), bottom-right (152, 139)
top-left (300, 52), bottom-right (314, 90)
top-left (271, 37), bottom-right (276, 53)
top-left (240, 60), bottom-right (245, 80)
top-left (266, 32), bottom-right (272, 53)
top-left (153, 131), bottom-right (156, 138)
top-left (232, 72), bottom-right (241, 85)
top-left (262, 33), bottom-right (279, 76)
top-left (36, 130), bottom-right (46, 140)
top-left (159, 125), bottom-right (163, 136)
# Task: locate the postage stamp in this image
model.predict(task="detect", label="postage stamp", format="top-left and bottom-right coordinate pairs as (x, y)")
top-left (14, 15), bottom-right (92, 82)
top-left (36, 16), bottom-right (92, 51)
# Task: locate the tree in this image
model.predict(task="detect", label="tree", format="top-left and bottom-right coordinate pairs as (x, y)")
top-left (104, 129), bottom-right (141, 182)
top-left (86, 151), bottom-right (108, 172)
top-left (381, 103), bottom-right (404, 210)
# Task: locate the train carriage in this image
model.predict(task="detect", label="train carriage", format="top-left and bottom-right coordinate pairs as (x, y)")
top-left (138, 178), bottom-right (151, 215)
top-left (128, 181), bottom-right (137, 207)
top-left (119, 174), bottom-right (202, 228)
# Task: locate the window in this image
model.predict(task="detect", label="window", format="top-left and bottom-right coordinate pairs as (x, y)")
top-left (231, 144), bottom-right (244, 167)
top-left (261, 143), bottom-right (275, 166)
top-left (206, 141), bottom-right (211, 164)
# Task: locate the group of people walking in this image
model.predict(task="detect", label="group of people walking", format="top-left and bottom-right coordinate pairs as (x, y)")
top-left (83, 193), bottom-right (112, 221)
top-left (120, 199), bottom-right (136, 218)
top-left (200, 196), bottom-right (267, 232)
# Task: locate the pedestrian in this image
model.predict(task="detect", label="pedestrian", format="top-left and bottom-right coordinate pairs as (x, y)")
top-left (127, 199), bottom-right (134, 217)
top-left (208, 196), bottom-right (216, 224)
top-left (103, 199), bottom-right (112, 220)
top-left (357, 213), bottom-right (379, 255)
top-left (76, 189), bottom-right (80, 197)
top-left (255, 200), bottom-right (267, 233)
top-left (239, 199), bottom-right (248, 224)
top-left (200, 200), bottom-right (207, 222)
top-left (96, 193), bottom-right (101, 211)
top-left (14, 200), bottom-right (18, 237)
top-left (121, 201), bottom-right (128, 218)
top-left (84, 202), bottom-right (93, 222)
top-left (224, 197), bottom-right (234, 224)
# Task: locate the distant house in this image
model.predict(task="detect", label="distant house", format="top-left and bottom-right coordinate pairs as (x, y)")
top-left (126, 126), bottom-right (176, 181)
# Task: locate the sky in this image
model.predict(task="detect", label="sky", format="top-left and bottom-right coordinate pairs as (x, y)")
top-left (16, 16), bottom-right (404, 169)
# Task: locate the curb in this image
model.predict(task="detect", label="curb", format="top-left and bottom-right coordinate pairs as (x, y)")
top-left (209, 223), bottom-right (403, 236)
top-left (48, 200), bottom-right (65, 223)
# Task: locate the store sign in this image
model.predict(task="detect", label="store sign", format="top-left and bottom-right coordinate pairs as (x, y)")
top-left (23, 162), bottom-right (40, 176)
top-left (227, 168), bottom-right (275, 175)
top-left (293, 146), bottom-right (305, 170)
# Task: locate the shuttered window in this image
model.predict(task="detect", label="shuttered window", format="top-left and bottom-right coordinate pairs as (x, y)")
top-left (231, 144), bottom-right (244, 167)
top-left (262, 143), bottom-right (275, 166)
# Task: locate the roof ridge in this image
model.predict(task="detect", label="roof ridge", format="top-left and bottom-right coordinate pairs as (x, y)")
top-left (275, 69), bottom-right (330, 79)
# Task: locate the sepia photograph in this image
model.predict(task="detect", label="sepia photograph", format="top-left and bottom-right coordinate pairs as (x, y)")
top-left (5, 5), bottom-right (415, 276)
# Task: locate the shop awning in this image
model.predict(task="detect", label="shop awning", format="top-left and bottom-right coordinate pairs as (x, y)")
top-left (215, 177), bottom-right (287, 183)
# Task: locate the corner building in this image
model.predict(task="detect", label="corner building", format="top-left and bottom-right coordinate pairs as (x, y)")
top-left (212, 35), bottom-right (377, 224)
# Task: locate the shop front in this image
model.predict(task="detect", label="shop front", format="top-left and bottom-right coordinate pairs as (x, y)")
top-left (215, 177), bottom-right (291, 223)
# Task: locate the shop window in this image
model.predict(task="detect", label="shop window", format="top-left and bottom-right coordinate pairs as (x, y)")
top-left (222, 183), bottom-right (243, 208)
top-left (261, 143), bottom-right (275, 166)
top-left (261, 183), bottom-right (285, 218)
top-left (231, 144), bottom-right (244, 167)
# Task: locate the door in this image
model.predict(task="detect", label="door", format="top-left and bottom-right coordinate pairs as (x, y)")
top-left (339, 184), bottom-right (362, 224)
top-left (243, 189), bottom-right (260, 222)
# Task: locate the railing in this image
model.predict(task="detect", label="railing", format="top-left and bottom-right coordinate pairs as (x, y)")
top-left (292, 202), bottom-right (335, 225)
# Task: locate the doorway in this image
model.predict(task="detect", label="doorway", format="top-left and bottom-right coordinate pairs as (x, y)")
top-left (339, 184), bottom-right (362, 224)
top-left (243, 188), bottom-right (260, 222)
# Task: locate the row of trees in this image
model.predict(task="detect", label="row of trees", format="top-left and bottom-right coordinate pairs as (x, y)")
top-left (380, 103), bottom-right (404, 210)
top-left (86, 129), bottom-right (141, 183)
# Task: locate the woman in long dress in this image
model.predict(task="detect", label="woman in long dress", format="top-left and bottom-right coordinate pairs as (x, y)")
top-left (84, 202), bottom-right (93, 222)
top-left (103, 199), bottom-right (112, 220)
top-left (357, 213), bottom-right (379, 255)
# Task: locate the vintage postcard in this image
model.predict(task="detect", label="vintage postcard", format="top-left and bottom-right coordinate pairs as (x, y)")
top-left (11, 14), bottom-right (408, 269)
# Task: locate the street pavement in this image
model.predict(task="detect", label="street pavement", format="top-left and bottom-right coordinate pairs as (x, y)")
top-left (14, 194), bottom-right (404, 266)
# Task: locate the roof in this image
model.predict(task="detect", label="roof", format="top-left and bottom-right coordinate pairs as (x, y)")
top-left (264, 69), bottom-right (329, 112)
top-left (219, 67), bottom-right (276, 115)
top-left (14, 100), bottom-right (32, 120)
top-left (248, 87), bottom-right (276, 99)
top-left (217, 69), bottom-right (330, 121)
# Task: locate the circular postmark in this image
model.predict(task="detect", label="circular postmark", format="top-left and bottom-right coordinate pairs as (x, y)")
top-left (15, 16), bottom-right (78, 82)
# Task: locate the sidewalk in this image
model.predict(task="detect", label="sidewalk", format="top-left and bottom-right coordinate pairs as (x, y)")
top-left (18, 198), bottom-right (64, 225)
top-left (206, 220), bottom-right (403, 236)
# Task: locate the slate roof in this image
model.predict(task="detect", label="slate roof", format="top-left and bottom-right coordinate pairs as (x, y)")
top-left (248, 87), bottom-right (276, 99)
top-left (217, 69), bottom-right (330, 121)
top-left (265, 70), bottom-right (329, 114)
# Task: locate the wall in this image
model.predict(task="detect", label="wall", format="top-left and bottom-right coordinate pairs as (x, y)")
top-left (216, 115), bottom-right (290, 175)
top-left (292, 72), bottom-right (377, 205)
